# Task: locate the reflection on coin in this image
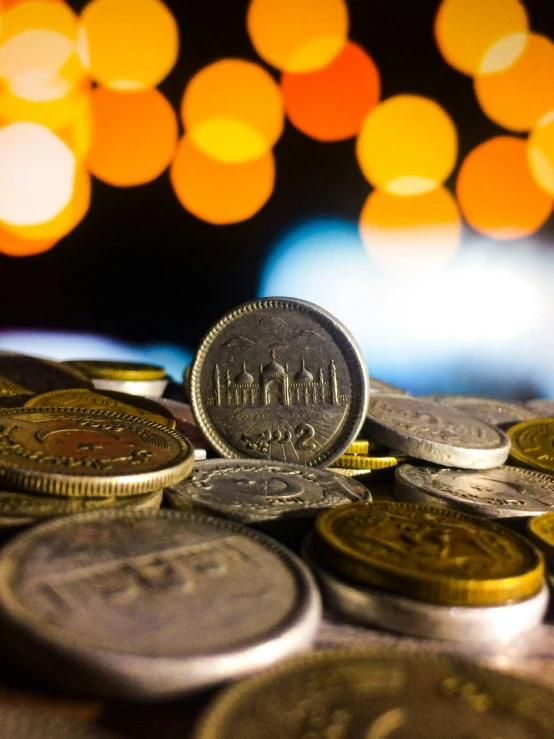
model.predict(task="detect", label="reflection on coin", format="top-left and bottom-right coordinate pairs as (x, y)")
top-left (0, 354), bottom-right (91, 408)
top-left (424, 394), bottom-right (537, 427)
top-left (526, 398), bottom-right (554, 416)
top-left (369, 377), bottom-right (409, 395)
top-left (165, 459), bottom-right (370, 524)
top-left (314, 501), bottom-right (544, 606)
top-left (191, 298), bottom-right (369, 467)
top-left (527, 513), bottom-right (554, 568)
top-left (394, 463), bottom-right (554, 519)
top-left (0, 509), bottom-right (321, 698)
top-left (0, 408), bottom-right (193, 497)
top-left (331, 452), bottom-right (406, 470)
top-left (344, 438), bottom-right (380, 455)
top-left (509, 419), bottom-right (554, 475)
top-left (63, 360), bottom-right (166, 382)
top-left (330, 467), bottom-right (373, 478)
top-left (194, 649), bottom-right (554, 738)
top-left (0, 703), bottom-right (115, 738)
top-left (89, 377), bottom-right (168, 398)
top-left (365, 395), bottom-right (510, 468)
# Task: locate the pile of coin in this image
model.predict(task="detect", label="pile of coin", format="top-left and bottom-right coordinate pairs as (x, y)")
top-left (1, 299), bottom-right (554, 735)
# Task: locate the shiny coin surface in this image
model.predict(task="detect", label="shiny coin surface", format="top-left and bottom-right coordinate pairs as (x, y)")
top-left (527, 513), bottom-right (554, 568)
top-left (365, 395), bottom-right (510, 468)
top-left (0, 509), bottom-right (321, 699)
top-left (424, 394), bottom-right (537, 427)
top-left (344, 438), bottom-right (379, 455)
top-left (369, 377), bottom-right (409, 395)
top-left (526, 398), bottom-right (554, 416)
top-left (0, 408), bottom-right (193, 497)
top-left (331, 452), bottom-right (406, 470)
top-left (314, 501), bottom-right (544, 606)
top-left (394, 463), bottom-right (554, 518)
top-left (24, 388), bottom-right (175, 428)
top-left (509, 419), bottom-right (554, 475)
top-left (191, 298), bottom-right (369, 467)
top-left (63, 360), bottom-right (166, 382)
top-left (0, 354), bottom-right (91, 408)
top-left (89, 377), bottom-right (168, 398)
top-left (330, 467), bottom-right (373, 477)
top-left (165, 459), bottom-right (370, 524)
top-left (194, 648), bottom-right (554, 739)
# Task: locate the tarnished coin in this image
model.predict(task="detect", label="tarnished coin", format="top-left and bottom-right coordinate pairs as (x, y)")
top-left (394, 463), bottom-right (554, 519)
top-left (509, 419), bottom-right (554, 475)
top-left (526, 398), bottom-right (554, 416)
top-left (63, 360), bottom-right (166, 382)
top-left (0, 509), bottom-right (321, 699)
top-left (369, 377), bottom-right (409, 395)
top-left (191, 298), bottom-right (369, 467)
top-left (0, 354), bottom-right (91, 408)
top-left (331, 452), bottom-right (406, 470)
top-left (24, 388), bottom-right (175, 428)
top-left (165, 459), bottom-right (370, 524)
top-left (0, 407), bottom-right (193, 497)
top-left (194, 648), bottom-right (554, 739)
top-left (365, 395), bottom-right (510, 468)
top-left (424, 394), bottom-right (537, 427)
top-left (314, 501), bottom-right (544, 606)
top-left (0, 703), bottom-right (115, 738)
top-left (527, 513), bottom-right (554, 568)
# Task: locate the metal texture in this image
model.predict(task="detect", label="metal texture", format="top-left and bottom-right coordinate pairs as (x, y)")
top-left (190, 298), bottom-right (369, 467)
top-left (63, 361), bottom-right (166, 382)
top-left (0, 509), bottom-right (321, 699)
top-left (509, 419), bottom-right (554, 475)
top-left (165, 459), bottom-right (370, 524)
top-left (365, 394), bottom-right (510, 468)
top-left (0, 354), bottom-right (91, 409)
top-left (424, 394), bottom-right (538, 427)
top-left (331, 452), bottom-right (406, 470)
top-left (527, 513), bottom-right (554, 567)
top-left (526, 399), bottom-right (554, 416)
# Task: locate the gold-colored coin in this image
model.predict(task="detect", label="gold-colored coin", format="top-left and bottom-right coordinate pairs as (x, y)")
top-left (24, 388), bottom-right (175, 429)
top-left (63, 360), bottom-right (166, 382)
top-left (344, 438), bottom-right (379, 455)
top-left (331, 453), bottom-right (406, 470)
top-left (527, 512), bottom-right (554, 568)
top-left (314, 501), bottom-right (544, 606)
top-left (508, 418), bottom-right (554, 475)
top-left (329, 467), bottom-right (372, 477)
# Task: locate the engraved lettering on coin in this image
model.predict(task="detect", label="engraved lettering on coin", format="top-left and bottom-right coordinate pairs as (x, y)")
top-left (424, 394), bottom-right (538, 427)
top-left (509, 419), bottom-right (554, 475)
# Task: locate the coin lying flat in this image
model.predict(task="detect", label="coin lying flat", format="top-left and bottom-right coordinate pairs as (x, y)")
top-left (509, 419), bottom-right (554, 475)
top-left (191, 298), bottom-right (369, 467)
top-left (0, 408), bottom-right (193, 497)
top-left (314, 501), bottom-right (544, 606)
top-left (394, 463), bottom-right (554, 518)
top-left (0, 509), bottom-right (321, 699)
top-left (0, 354), bottom-right (91, 408)
top-left (331, 452), bottom-right (406, 470)
top-left (424, 394), bottom-right (537, 427)
top-left (63, 360), bottom-right (166, 382)
top-left (369, 377), bottom-right (409, 395)
top-left (330, 467), bottom-right (373, 477)
top-left (194, 649), bottom-right (554, 739)
top-left (365, 395), bottom-right (510, 468)
top-left (527, 513), bottom-right (554, 568)
top-left (165, 459), bottom-right (370, 525)
top-left (526, 398), bottom-right (554, 416)
top-left (344, 438), bottom-right (380, 455)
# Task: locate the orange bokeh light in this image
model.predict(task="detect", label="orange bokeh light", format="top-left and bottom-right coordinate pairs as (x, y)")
top-left (87, 87), bottom-right (177, 187)
top-left (281, 41), bottom-right (380, 142)
top-left (80, 0), bottom-right (179, 91)
top-left (475, 34), bottom-right (554, 132)
top-left (359, 187), bottom-right (461, 273)
top-left (528, 112), bottom-right (554, 197)
top-left (356, 95), bottom-right (457, 196)
top-left (247, 0), bottom-right (348, 73)
top-left (170, 136), bottom-right (274, 225)
top-left (182, 59), bottom-right (283, 163)
top-left (457, 136), bottom-right (553, 240)
top-left (434, 0), bottom-right (528, 76)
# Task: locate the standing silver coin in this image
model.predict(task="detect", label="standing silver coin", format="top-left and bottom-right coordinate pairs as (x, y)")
top-left (0, 509), bottom-right (321, 699)
top-left (424, 394), bottom-right (537, 427)
top-left (526, 398), bottom-right (554, 416)
top-left (370, 377), bottom-right (409, 395)
top-left (191, 298), bottom-right (369, 467)
top-left (395, 463), bottom-right (554, 518)
top-left (165, 459), bottom-right (370, 525)
top-left (365, 395), bottom-right (510, 468)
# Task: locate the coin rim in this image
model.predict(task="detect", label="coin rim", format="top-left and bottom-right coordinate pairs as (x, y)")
top-left (63, 361), bottom-right (166, 382)
top-left (508, 419), bottom-right (554, 474)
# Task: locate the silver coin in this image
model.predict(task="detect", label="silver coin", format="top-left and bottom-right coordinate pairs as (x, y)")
top-left (92, 377), bottom-right (168, 397)
top-left (0, 704), bottom-right (115, 738)
top-left (191, 298), bottom-right (369, 467)
top-left (369, 377), bottom-right (409, 395)
top-left (365, 394), bottom-right (510, 468)
top-left (423, 394), bottom-right (538, 427)
top-left (395, 464), bottom-right (554, 518)
top-left (165, 459), bottom-right (370, 525)
top-left (0, 509), bottom-right (321, 699)
top-left (303, 534), bottom-right (548, 643)
top-left (526, 399), bottom-right (554, 416)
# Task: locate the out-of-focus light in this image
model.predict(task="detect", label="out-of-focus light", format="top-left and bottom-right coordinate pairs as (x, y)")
top-left (0, 122), bottom-right (76, 227)
top-left (475, 34), bottom-right (554, 132)
top-left (0, 227), bottom-right (56, 257)
top-left (356, 95), bottom-right (457, 196)
top-left (457, 136), bottom-right (554, 240)
top-left (182, 59), bottom-right (283, 164)
top-left (359, 187), bottom-right (461, 274)
top-left (281, 41), bottom-right (380, 142)
top-left (0, 80), bottom-right (90, 130)
top-left (170, 135), bottom-right (274, 225)
top-left (247, 0), bottom-right (348, 73)
top-left (80, 0), bottom-right (178, 91)
top-left (528, 111), bottom-right (554, 196)
top-left (87, 87), bottom-right (177, 187)
top-left (434, 0), bottom-right (528, 76)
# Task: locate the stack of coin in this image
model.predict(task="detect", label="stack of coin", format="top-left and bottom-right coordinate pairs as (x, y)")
top-left (62, 360), bottom-right (169, 397)
top-left (329, 437), bottom-right (407, 477)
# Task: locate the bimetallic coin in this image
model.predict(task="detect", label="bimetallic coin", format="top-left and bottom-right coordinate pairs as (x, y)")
top-left (165, 459), bottom-right (370, 525)
top-left (331, 453), bottom-right (406, 470)
top-left (526, 398), bottom-right (554, 416)
top-left (303, 534), bottom-right (548, 642)
top-left (0, 509), bottom-right (321, 699)
top-left (0, 408), bottom-right (193, 497)
top-left (365, 395), bottom-right (510, 469)
top-left (424, 394), bottom-right (537, 427)
top-left (191, 298), bottom-right (369, 467)
top-left (314, 501), bottom-right (544, 606)
top-left (394, 464), bottom-right (554, 518)
top-left (369, 377), bottom-right (410, 395)
top-left (527, 513), bottom-right (554, 568)
top-left (194, 649), bottom-right (554, 739)
top-left (509, 419), bottom-right (554, 475)
top-left (63, 360), bottom-right (166, 382)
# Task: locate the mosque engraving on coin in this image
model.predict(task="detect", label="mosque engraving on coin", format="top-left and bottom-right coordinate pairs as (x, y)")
top-left (191, 299), bottom-right (369, 466)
